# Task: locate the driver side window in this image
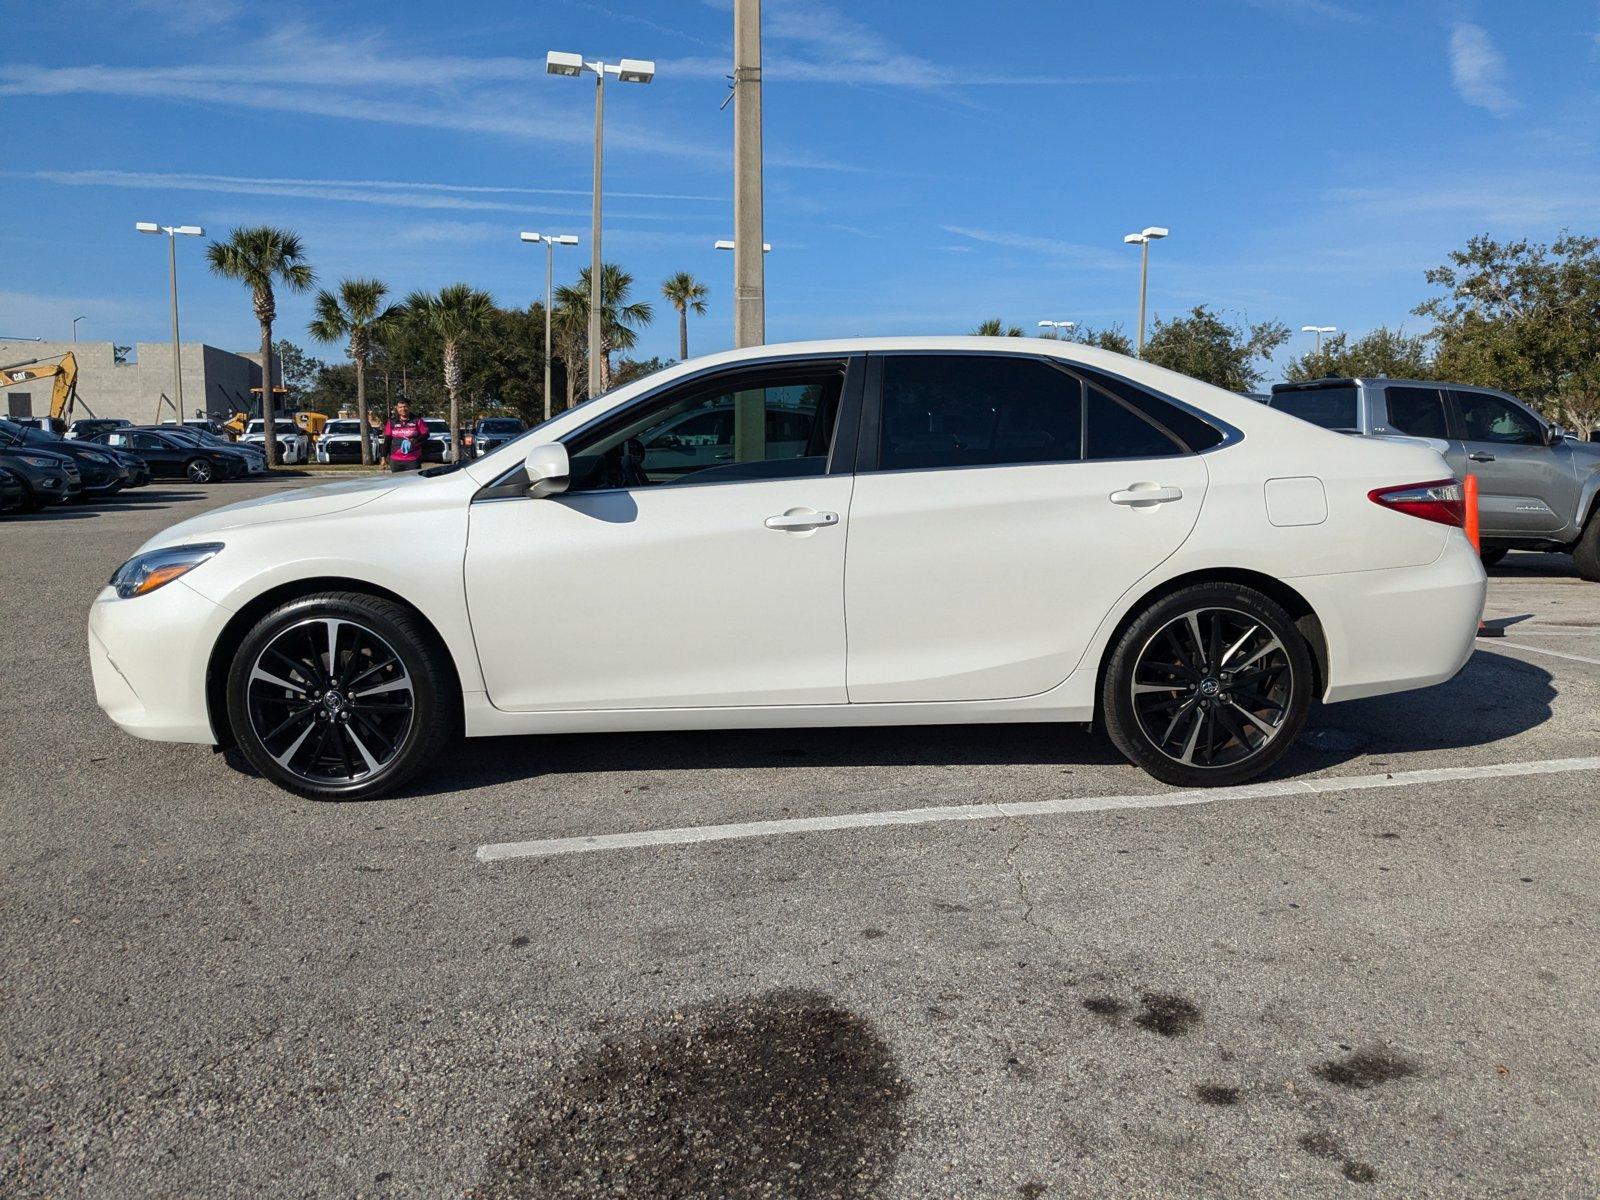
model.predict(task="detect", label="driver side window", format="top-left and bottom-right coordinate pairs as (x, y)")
top-left (1456, 391), bottom-right (1543, 446)
top-left (566, 365), bottom-right (845, 491)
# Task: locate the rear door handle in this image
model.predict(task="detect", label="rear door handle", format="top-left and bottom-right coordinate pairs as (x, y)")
top-left (764, 510), bottom-right (839, 531)
top-left (1110, 485), bottom-right (1184, 507)
top-left (1467, 451), bottom-right (1496, 462)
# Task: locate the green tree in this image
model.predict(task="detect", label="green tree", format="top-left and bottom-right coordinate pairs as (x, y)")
top-left (206, 226), bottom-right (314, 467)
top-left (1285, 326), bottom-right (1436, 383)
top-left (461, 303), bottom-right (545, 424)
top-left (554, 264), bottom-right (654, 392)
top-left (1414, 233), bottom-right (1600, 428)
top-left (1068, 324), bottom-right (1136, 356)
top-left (972, 318), bottom-right (1024, 336)
top-left (273, 340), bottom-right (325, 406)
top-left (307, 278), bottom-right (396, 465)
top-left (661, 272), bottom-right (710, 361)
top-left (403, 284), bottom-right (495, 461)
top-left (550, 301), bottom-right (588, 413)
top-left (611, 356), bottom-right (675, 388)
top-left (1141, 305), bottom-right (1289, 392)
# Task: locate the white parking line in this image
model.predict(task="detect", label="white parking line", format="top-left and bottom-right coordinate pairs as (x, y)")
top-left (1483, 641), bottom-right (1600, 667)
top-left (475, 756), bottom-right (1600, 863)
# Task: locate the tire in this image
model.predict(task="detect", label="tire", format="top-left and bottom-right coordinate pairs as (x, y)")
top-left (186, 457), bottom-right (215, 484)
top-left (225, 592), bottom-right (457, 801)
top-left (1479, 547), bottom-right (1508, 568)
top-left (1101, 583), bottom-right (1314, 788)
top-left (1575, 510), bottom-right (1600, 583)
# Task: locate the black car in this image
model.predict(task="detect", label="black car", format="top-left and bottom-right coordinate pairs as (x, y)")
top-left (469, 417), bottom-right (528, 458)
top-left (145, 425), bottom-right (262, 474)
top-left (99, 444), bottom-right (152, 488)
top-left (94, 428), bottom-right (247, 483)
top-left (66, 418), bottom-right (132, 441)
top-left (0, 419), bottom-right (121, 497)
top-left (0, 440), bottom-right (81, 509)
top-left (0, 463), bottom-right (25, 514)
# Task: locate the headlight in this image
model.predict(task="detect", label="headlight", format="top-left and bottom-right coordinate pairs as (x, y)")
top-left (108, 543), bottom-right (223, 599)
top-left (82, 451), bottom-right (112, 464)
top-left (17, 454), bottom-right (57, 467)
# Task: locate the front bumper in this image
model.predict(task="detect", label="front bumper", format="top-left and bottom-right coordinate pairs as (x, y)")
top-left (88, 579), bottom-right (231, 743)
top-left (1296, 532), bottom-right (1487, 704)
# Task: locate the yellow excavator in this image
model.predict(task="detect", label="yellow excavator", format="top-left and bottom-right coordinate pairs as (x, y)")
top-left (1, 351), bottom-right (81, 427)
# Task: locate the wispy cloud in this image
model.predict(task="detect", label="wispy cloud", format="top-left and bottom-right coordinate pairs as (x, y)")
top-left (940, 225), bottom-right (1126, 270)
top-left (1239, 0), bottom-right (1365, 22)
top-left (12, 169), bottom-right (699, 221)
top-left (1448, 23), bottom-right (1518, 116)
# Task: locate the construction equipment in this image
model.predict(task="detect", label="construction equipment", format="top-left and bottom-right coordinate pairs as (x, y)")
top-left (1, 352), bottom-right (81, 424)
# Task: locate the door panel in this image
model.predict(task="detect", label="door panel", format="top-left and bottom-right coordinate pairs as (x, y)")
top-left (1450, 390), bottom-right (1571, 535)
top-left (467, 476), bottom-right (854, 712)
top-left (844, 456), bottom-right (1208, 702)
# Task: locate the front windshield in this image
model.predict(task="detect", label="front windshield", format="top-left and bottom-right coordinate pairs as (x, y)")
top-left (479, 419), bottom-right (523, 434)
top-left (0, 420), bottom-right (24, 449)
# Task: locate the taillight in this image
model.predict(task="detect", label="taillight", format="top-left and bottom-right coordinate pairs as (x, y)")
top-left (1368, 479), bottom-right (1465, 528)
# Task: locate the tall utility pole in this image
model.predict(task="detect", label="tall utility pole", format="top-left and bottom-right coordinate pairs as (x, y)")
top-left (136, 222), bottom-right (203, 420)
top-left (733, 0), bottom-right (765, 348)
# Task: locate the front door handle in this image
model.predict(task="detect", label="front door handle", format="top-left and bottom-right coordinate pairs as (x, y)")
top-left (1467, 451), bottom-right (1496, 463)
top-left (1110, 484), bottom-right (1184, 507)
top-left (765, 510), bottom-right (839, 531)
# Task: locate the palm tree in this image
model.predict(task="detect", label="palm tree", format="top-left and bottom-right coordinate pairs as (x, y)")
top-left (550, 301), bottom-right (588, 414)
top-left (973, 318), bottom-right (1024, 337)
top-left (661, 272), bottom-right (709, 361)
top-left (403, 284), bottom-right (494, 461)
top-left (206, 227), bottom-right (314, 467)
top-left (554, 263), bottom-right (653, 391)
top-left (307, 278), bottom-right (394, 466)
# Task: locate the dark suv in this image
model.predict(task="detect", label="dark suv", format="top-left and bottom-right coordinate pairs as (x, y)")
top-left (0, 418), bottom-right (126, 497)
top-left (1269, 377), bottom-right (1600, 578)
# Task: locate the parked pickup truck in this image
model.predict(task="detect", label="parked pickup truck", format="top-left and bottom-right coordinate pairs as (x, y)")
top-left (1268, 377), bottom-right (1600, 580)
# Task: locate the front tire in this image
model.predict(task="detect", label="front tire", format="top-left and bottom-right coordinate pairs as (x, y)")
top-left (1101, 583), bottom-right (1313, 787)
top-left (225, 592), bottom-right (456, 800)
top-left (186, 457), bottom-right (215, 484)
top-left (1574, 510), bottom-right (1600, 583)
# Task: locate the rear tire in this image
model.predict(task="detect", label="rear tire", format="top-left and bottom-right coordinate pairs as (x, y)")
top-left (225, 592), bottom-right (456, 801)
top-left (1574, 510), bottom-right (1600, 583)
top-left (1101, 583), bottom-right (1313, 788)
top-left (1479, 547), bottom-right (1508, 568)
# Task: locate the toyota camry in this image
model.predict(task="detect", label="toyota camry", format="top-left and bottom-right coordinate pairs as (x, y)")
top-left (88, 338), bottom-right (1486, 800)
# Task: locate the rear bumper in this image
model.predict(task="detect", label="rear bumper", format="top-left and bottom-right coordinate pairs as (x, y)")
top-left (88, 580), bottom-right (229, 743)
top-left (1295, 533), bottom-right (1486, 704)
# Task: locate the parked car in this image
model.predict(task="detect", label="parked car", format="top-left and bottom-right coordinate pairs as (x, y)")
top-left (66, 418), bottom-right (132, 441)
top-left (92, 428), bottom-right (247, 483)
top-left (0, 418), bottom-right (127, 497)
top-left (89, 338), bottom-right (1486, 802)
top-left (316, 419), bottom-right (378, 464)
top-left (98, 444), bottom-right (152, 488)
top-left (176, 417), bottom-right (229, 438)
top-left (142, 425), bottom-right (264, 475)
top-left (7, 415), bottom-right (68, 436)
top-left (0, 430), bottom-right (81, 509)
top-left (241, 419), bottom-right (310, 464)
top-left (468, 417), bottom-right (528, 458)
top-left (1268, 377), bottom-right (1600, 579)
top-left (421, 429), bottom-right (452, 463)
top-left (0, 463), bottom-right (26, 514)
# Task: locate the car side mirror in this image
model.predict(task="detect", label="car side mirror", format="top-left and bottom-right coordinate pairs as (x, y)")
top-left (1546, 423), bottom-right (1568, 446)
top-left (523, 442), bottom-right (570, 499)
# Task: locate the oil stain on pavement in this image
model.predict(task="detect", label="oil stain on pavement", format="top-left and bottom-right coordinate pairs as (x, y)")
top-left (474, 988), bottom-right (909, 1198)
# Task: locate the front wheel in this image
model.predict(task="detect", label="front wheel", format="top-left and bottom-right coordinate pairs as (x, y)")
top-left (225, 592), bottom-right (456, 800)
top-left (186, 457), bottom-right (215, 484)
top-left (1574, 511), bottom-right (1600, 583)
top-left (1101, 583), bottom-right (1313, 787)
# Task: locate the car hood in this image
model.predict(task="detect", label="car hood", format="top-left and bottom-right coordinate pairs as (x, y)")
top-left (1, 444), bottom-right (73, 464)
top-left (150, 474), bottom-right (401, 545)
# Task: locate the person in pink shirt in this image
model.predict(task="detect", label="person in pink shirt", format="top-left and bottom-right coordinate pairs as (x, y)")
top-left (381, 399), bottom-right (429, 473)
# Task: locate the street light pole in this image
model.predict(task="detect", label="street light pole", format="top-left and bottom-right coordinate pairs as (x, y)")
top-left (733, 0), bottom-right (765, 349)
top-left (547, 50), bottom-right (655, 399)
top-left (71, 316), bottom-right (86, 343)
top-left (136, 222), bottom-right (204, 421)
top-left (1122, 226), bottom-right (1168, 355)
top-left (1301, 324), bottom-right (1337, 354)
top-left (1036, 320), bottom-right (1076, 339)
top-left (521, 231), bottom-right (580, 422)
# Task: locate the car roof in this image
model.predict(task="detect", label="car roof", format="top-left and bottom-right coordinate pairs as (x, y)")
top-left (1270, 376), bottom-right (1501, 394)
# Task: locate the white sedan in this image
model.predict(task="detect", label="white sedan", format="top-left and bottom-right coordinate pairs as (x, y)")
top-left (88, 338), bottom-right (1485, 800)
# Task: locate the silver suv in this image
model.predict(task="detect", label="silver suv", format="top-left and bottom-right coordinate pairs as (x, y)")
top-left (1268, 377), bottom-right (1600, 580)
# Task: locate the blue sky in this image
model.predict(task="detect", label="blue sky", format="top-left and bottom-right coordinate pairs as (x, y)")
top-left (4, 0), bottom-right (1599, 376)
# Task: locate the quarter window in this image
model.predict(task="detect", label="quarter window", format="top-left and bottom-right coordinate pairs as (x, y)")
top-left (1085, 386), bottom-right (1185, 459)
top-left (878, 355), bottom-right (1082, 471)
top-left (566, 366), bottom-right (844, 490)
top-left (1384, 387), bottom-right (1448, 439)
top-left (1456, 391), bottom-right (1543, 445)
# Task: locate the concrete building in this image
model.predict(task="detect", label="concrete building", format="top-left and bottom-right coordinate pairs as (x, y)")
top-left (0, 339), bottom-right (280, 426)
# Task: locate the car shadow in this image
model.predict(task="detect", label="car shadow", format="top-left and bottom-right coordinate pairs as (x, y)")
top-left (10, 489), bottom-right (207, 517)
top-left (1491, 550), bottom-right (1577, 579)
top-left (401, 650), bottom-right (1555, 799)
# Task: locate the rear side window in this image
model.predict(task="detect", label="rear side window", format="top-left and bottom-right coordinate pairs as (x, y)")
top-left (878, 355), bottom-right (1083, 470)
top-left (1383, 386), bottom-right (1448, 439)
top-left (1085, 387), bottom-right (1185, 459)
top-left (1075, 366), bottom-right (1225, 453)
top-left (1270, 386), bottom-right (1359, 431)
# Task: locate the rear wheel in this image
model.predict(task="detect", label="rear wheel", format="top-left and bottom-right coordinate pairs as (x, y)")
top-left (1479, 547), bottom-right (1508, 568)
top-left (1102, 583), bottom-right (1313, 787)
top-left (225, 592), bottom-right (456, 800)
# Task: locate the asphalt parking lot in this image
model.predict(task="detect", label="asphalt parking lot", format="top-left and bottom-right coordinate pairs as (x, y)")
top-left (4, 479), bottom-right (1598, 1198)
